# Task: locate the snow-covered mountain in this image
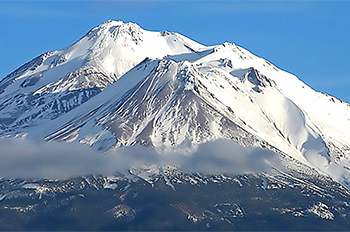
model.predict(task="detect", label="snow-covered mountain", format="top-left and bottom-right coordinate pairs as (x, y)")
top-left (0, 20), bottom-right (203, 131)
top-left (1, 20), bottom-right (350, 187)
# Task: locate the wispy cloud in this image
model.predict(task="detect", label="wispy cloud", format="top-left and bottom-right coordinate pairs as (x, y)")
top-left (1, 136), bottom-right (350, 189)
top-left (0, 138), bottom-right (108, 179)
top-left (0, 138), bottom-right (280, 179)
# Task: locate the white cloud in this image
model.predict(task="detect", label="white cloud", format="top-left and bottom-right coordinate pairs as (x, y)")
top-left (0, 138), bottom-right (280, 180)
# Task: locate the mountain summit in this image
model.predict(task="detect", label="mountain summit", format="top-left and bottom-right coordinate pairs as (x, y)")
top-left (0, 20), bottom-right (203, 126)
top-left (1, 20), bottom-right (350, 187)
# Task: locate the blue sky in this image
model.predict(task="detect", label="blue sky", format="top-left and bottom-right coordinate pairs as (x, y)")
top-left (0, 0), bottom-right (349, 102)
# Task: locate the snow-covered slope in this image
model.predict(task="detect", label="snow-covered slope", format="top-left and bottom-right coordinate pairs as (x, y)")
top-left (0, 20), bottom-right (204, 132)
top-left (1, 20), bottom-right (350, 188)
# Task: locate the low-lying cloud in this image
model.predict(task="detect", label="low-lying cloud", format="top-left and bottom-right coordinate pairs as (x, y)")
top-left (0, 138), bottom-right (280, 180)
top-left (0, 138), bottom-right (110, 179)
top-left (159, 140), bottom-right (279, 174)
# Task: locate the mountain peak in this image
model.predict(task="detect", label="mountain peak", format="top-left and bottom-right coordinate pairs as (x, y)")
top-left (102, 19), bottom-right (124, 25)
top-left (86, 20), bottom-right (142, 40)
